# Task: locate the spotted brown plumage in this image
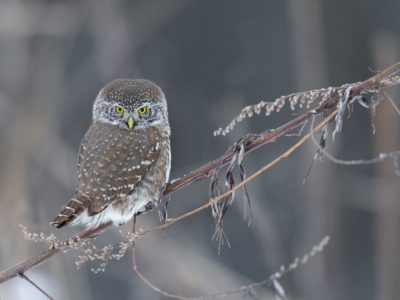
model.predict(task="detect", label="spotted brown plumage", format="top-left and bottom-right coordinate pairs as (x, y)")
top-left (51, 79), bottom-right (171, 229)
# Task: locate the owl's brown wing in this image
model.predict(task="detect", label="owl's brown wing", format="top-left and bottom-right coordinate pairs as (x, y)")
top-left (77, 122), bottom-right (162, 215)
top-left (51, 123), bottom-right (163, 228)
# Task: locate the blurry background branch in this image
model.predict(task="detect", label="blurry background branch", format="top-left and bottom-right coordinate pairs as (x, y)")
top-left (0, 62), bottom-right (399, 293)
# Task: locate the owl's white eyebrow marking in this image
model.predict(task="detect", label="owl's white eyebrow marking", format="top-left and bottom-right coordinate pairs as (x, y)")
top-left (71, 198), bottom-right (83, 205)
top-left (80, 193), bottom-right (91, 200)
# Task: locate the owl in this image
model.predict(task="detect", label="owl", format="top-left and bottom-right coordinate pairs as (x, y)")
top-left (51, 79), bottom-right (171, 229)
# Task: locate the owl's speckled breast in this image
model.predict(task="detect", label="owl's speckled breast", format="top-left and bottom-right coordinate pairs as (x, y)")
top-left (113, 128), bottom-right (171, 223)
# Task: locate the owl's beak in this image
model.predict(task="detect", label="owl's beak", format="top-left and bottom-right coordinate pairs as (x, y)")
top-left (127, 116), bottom-right (135, 129)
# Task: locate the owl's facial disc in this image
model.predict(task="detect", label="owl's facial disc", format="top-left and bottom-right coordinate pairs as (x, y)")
top-left (93, 79), bottom-right (170, 132)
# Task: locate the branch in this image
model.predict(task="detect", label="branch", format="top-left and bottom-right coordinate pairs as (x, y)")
top-left (1, 61), bottom-right (399, 285)
top-left (162, 62), bottom-right (400, 199)
top-left (0, 223), bottom-right (110, 283)
top-left (137, 109), bottom-right (338, 238)
top-left (18, 273), bottom-right (54, 300)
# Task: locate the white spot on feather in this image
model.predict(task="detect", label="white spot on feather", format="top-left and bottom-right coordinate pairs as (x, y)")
top-left (141, 160), bottom-right (152, 166)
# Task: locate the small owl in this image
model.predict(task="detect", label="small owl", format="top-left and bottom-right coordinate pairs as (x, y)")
top-left (51, 79), bottom-right (171, 229)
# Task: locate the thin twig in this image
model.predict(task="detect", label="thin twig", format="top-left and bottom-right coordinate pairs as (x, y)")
top-left (1, 61), bottom-right (400, 285)
top-left (18, 273), bottom-right (54, 300)
top-left (310, 115), bottom-right (400, 166)
top-left (132, 233), bottom-right (330, 300)
top-left (383, 91), bottom-right (400, 117)
top-left (131, 217), bottom-right (190, 300)
top-left (192, 236), bottom-right (330, 299)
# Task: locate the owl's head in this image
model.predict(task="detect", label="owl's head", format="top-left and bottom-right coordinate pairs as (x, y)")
top-left (93, 79), bottom-right (169, 131)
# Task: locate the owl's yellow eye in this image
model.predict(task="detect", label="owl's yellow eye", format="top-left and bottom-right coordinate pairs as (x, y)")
top-left (138, 106), bottom-right (148, 115)
top-left (115, 105), bottom-right (124, 114)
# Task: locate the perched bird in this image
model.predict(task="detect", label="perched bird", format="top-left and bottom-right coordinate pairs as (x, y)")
top-left (51, 79), bottom-right (171, 229)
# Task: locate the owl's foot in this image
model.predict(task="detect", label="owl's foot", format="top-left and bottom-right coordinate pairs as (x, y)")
top-left (157, 193), bottom-right (170, 223)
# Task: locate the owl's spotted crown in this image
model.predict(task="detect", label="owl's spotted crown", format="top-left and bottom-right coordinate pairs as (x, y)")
top-left (99, 79), bottom-right (165, 105)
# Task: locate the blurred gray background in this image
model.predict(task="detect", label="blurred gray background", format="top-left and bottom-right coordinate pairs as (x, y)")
top-left (0, 0), bottom-right (399, 299)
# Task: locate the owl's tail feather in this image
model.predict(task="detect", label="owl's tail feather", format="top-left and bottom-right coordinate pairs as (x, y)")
top-left (50, 195), bottom-right (88, 228)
